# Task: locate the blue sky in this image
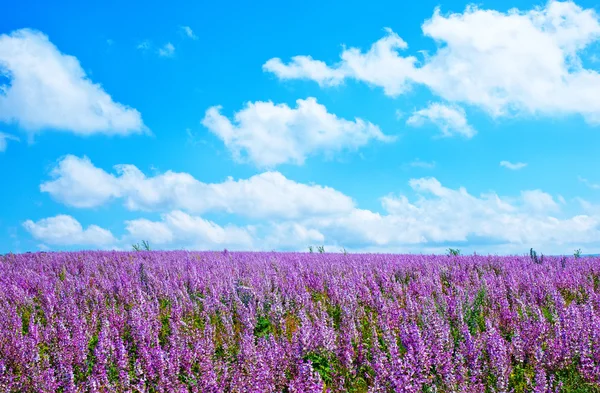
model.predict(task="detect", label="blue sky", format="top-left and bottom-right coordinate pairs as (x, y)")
top-left (2, 0), bottom-right (600, 254)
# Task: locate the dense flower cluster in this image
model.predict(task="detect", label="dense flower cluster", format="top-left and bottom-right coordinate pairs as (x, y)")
top-left (1, 251), bottom-right (599, 392)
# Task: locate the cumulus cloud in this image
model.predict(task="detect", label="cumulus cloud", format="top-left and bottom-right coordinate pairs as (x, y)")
top-left (0, 131), bottom-right (18, 152)
top-left (265, 1), bottom-right (600, 123)
top-left (263, 222), bottom-right (325, 249)
top-left (0, 29), bottom-right (145, 135)
top-left (40, 155), bottom-right (356, 219)
top-left (28, 168), bottom-right (600, 253)
top-left (306, 177), bottom-right (599, 251)
top-left (406, 103), bottom-right (475, 137)
top-left (23, 215), bottom-right (116, 246)
top-left (126, 211), bottom-right (254, 250)
top-left (124, 218), bottom-right (174, 245)
top-left (40, 155), bottom-right (122, 208)
top-left (263, 56), bottom-right (348, 87)
top-left (32, 154), bottom-right (600, 253)
top-left (500, 161), bottom-right (528, 170)
top-left (202, 97), bottom-right (393, 167)
top-left (23, 212), bottom-right (253, 251)
top-left (264, 28), bottom-right (418, 96)
top-left (521, 189), bottom-right (560, 213)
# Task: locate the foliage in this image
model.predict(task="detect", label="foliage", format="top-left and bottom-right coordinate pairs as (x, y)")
top-left (447, 248), bottom-right (461, 256)
top-left (132, 240), bottom-right (151, 251)
top-left (530, 247), bottom-right (545, 264)
top-left (254, 315), bottom-right (272, 338)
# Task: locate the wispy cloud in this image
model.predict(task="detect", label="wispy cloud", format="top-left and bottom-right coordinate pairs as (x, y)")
top-left (406, 103), bottom-right (475, 138)
top-left (185, 128), bottom-right (208, 147)
top-left (136, 40), bottom-right (150, 51)
top-left (578, 175), bottom-right (600, 190)
top-left (158, 42), bottom-right (175, 57)
top-left (407, 159), bottom-right (435, 169)
top-left (181, 26), bottom-right (197, 40)
top-left (0, 132), bottom-right (19, 152)
top-left (500, 161), bottom-right (527, 170)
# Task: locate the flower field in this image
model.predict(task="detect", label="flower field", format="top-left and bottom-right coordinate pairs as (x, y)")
top-left (1, 251), bottom-right (599, 392)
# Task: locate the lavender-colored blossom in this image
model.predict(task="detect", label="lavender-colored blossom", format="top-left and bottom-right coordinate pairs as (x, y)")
top-left (0, 251), bottom-right (599, 391)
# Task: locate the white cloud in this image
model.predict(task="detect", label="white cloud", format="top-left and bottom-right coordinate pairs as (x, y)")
top-left (121, 176), bottom-right (593, 253)
top-left (558, 195), bottom-right (567, 205)
top-left (40, 155), bottom-right (122, 208)
top-left (406, 103), bottom-right (476, 137)
top-left (577, 198), bottom-right (600, 215)
top-left (124, 218), bottom-right (174, 245)
top-left (40, 155), bottom-right (356, 219)
top-left (28, 169), bottom-right (600, 253)
top-left (520, 189), bottom-right (560, 213)
top-left (164, 211), bottom-right (254, 248)
top-left (126, 210), bottom-right (254, 250)
top-left (0, 29), bottom-right (145, 135)
top-left (263, 28), bottom-right (419, 96)
top-left (23, 211), bottom-right (253, 251)
top-left (23, 215), bottom-right (116, 246)
top-left (500, 161), bottom-right (527, 170)
top-left (265, 1), bottom-right (600, 123)
top-left (263, 222), bottom-right (325, 249)
top-left (181, 26), bottom-right (197, 40)
top-left (0, 131), bottom-right (18, 152)
top-left (263, 56), bottom-right (348, 87)
top-left (202, 97), bottom-right (393, 167)
top-left (305, 177), bottom-right (599, 252)
top-left (137, 40), bottom-right (150, 51)
top-left (158, 43), bottom-right (175, 57)
top-left (578, 175), bottom-right (600, 189)
top-left (407, 159), bottom-right (436, 169)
